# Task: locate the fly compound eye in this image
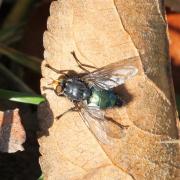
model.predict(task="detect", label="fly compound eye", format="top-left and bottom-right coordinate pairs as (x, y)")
top-left (55, 85), bottom-right (63, 96)
top-left (48, 79), bottom-right (63, 95)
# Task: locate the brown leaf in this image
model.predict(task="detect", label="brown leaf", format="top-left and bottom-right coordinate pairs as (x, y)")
top-left (39, 0), bottom-right (180, 179)
top-left (0, 109), bottom-right (26, 153)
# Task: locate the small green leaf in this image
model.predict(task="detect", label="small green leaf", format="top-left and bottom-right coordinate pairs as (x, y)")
top-left (0, 45), bottom-right (41, 73)
top-left (37, 174), bottom-right (44, 180)
top-left (0, 89), bottom-right (45, 105)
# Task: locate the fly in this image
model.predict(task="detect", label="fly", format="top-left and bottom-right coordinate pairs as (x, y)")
top-left (44, 51), bottom-right (138, 144)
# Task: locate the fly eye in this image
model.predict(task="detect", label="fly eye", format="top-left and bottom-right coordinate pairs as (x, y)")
top-left (55, 85), bottom-right (63, 96)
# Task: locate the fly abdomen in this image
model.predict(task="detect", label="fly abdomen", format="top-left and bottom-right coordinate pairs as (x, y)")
top-left (64, 78), bottom-right (91, 101)
top-left (88, 88), bottom-right (123, 109)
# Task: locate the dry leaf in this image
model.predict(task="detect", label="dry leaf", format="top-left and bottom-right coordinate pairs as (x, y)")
top-left (39, 0), bottom-right (180, 179)
top-left (0, 109), bottom-right (26, 153)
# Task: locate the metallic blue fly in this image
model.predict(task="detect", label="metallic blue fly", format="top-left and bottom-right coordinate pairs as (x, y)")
top-left (45, 51), bottom-right (138, 144)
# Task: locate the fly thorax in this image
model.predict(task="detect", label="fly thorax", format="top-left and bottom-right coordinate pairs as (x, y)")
top-left (64, 78), bottom-right (91, 101)
top-left (82, 89), bottom-right (91, 100)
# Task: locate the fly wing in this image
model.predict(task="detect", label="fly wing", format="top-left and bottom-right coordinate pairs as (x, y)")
top-left (80, 105), bottom-right (113, 145)
top-left (83, 61), bottom-right (138, 90)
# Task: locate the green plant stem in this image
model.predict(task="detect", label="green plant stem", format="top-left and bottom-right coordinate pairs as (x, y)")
top-left (0, 89), bottom-right (45, 105)
top-left (0, 63), bottom-right (35, 93)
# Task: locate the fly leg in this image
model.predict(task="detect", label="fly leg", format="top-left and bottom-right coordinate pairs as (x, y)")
top-left (56, 102), bottom-right (80, 120)
top-left (71, 51), bottom-right (98, 73)
top-left (45, 64), bottom-right (70, 77)
top-left (45, 63), bottom-right (79, 77)
top-left (106, 117), bottom-right (129, 129)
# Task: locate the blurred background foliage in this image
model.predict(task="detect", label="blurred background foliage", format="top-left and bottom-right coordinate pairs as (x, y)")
top-left (0, 0), bottom-right (51, 179)
top-left (0, 0), bottom-right (47, 96)
top-left (0, 0), bottom-right (179, 179)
